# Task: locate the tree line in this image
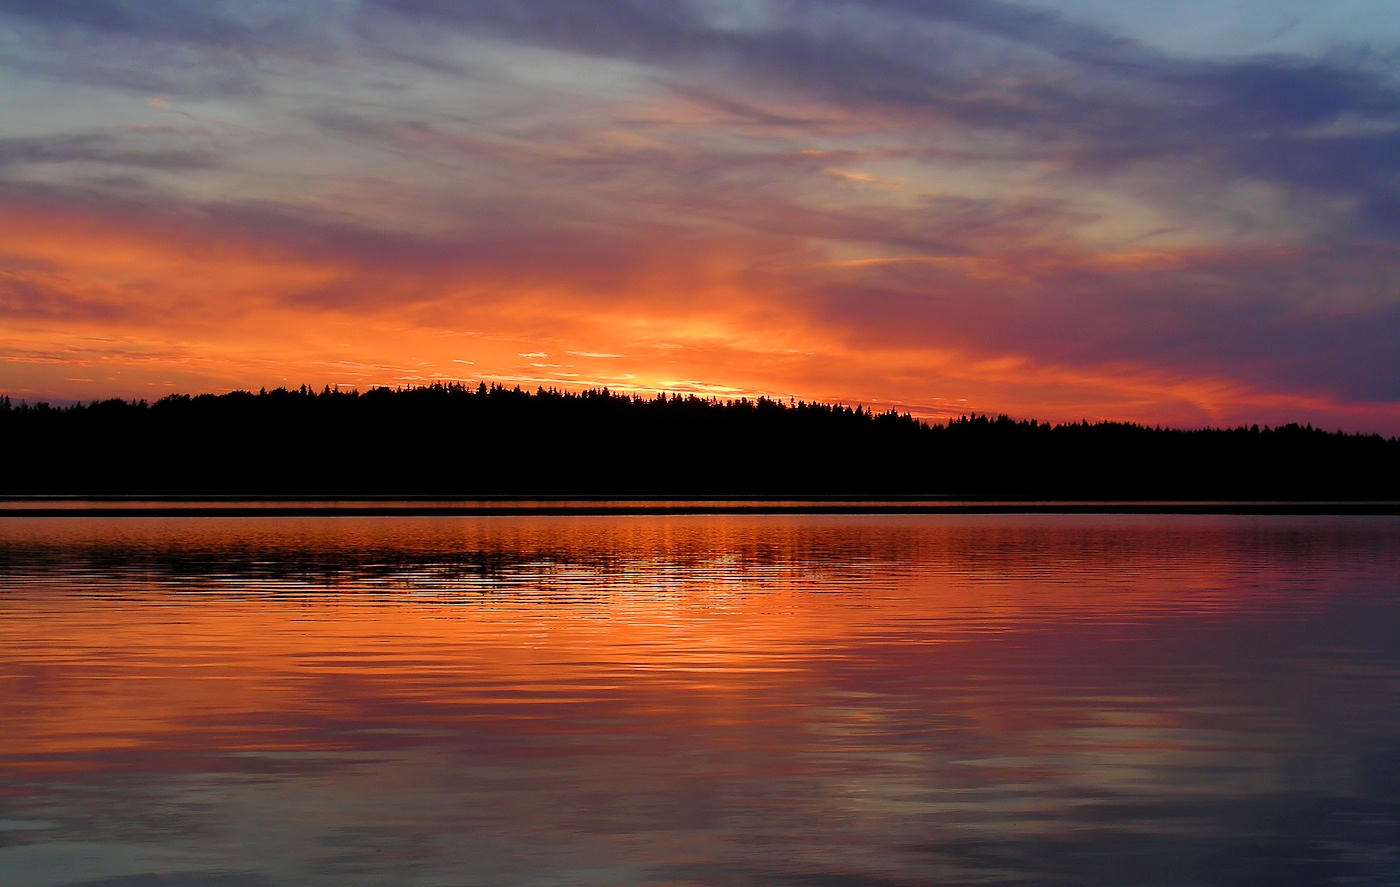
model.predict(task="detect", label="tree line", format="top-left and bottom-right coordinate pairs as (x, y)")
top-left (2, 383), bottom-right (1396, 499)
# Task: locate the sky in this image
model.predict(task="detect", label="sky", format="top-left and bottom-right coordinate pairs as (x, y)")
top-left (1, 1), bottom-right (1399, 431)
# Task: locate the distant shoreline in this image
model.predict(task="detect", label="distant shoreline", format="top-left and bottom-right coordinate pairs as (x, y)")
top-left (3, 498), bottom-right (1399, 517)
top-left (7, 386), bottom-right (1399, 501)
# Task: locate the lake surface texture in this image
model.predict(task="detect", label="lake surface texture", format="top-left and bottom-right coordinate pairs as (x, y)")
top-left (2, 514), bottom-right (1399, 887)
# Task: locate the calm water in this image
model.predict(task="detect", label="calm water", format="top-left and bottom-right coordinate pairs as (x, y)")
top-left (1, 514), bottom-right (1399, 887)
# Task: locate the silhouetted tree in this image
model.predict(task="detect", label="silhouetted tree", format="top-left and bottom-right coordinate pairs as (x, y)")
top-left (1, 383), bottom-right (1396, 498)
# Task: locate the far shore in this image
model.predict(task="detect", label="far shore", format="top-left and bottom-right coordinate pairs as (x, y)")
top-left (3, 497), bottom-right (1399, 517)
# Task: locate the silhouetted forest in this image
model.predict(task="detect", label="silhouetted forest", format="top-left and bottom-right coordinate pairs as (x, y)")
top-left (2, 383), bottom-right (1397, 499)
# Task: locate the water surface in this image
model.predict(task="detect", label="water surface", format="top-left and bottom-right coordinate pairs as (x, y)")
top-left (2, 514), bottom-right (1398, 886)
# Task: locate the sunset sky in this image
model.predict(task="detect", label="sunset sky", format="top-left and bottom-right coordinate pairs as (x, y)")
top-left (2, 1), bottom-right (1399, 431)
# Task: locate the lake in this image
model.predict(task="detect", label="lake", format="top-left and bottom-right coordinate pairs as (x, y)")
top-left (1, 513), bottom-right (1398, 886)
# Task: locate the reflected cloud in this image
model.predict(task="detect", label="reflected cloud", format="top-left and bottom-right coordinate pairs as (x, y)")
top-left (1, 515), bottom-right (1399, 885)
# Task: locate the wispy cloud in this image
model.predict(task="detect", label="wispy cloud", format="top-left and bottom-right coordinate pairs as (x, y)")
top-left (0, 133), bottom-right (217, 171)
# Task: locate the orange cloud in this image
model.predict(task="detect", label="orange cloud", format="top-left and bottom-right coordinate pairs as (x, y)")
top-left (1, 188), bottom-right (1398, 433)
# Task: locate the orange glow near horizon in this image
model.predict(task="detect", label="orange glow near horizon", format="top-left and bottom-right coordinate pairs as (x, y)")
top-left (3, 196), bottom-right (1395, 432)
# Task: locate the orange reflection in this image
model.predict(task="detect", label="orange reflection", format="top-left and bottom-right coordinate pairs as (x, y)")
top-left (1, 514), bottom-right (1392, 784)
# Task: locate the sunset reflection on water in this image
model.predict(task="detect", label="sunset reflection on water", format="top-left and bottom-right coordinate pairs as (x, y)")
top-left (2, 515), bottom-right (1399, 886)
